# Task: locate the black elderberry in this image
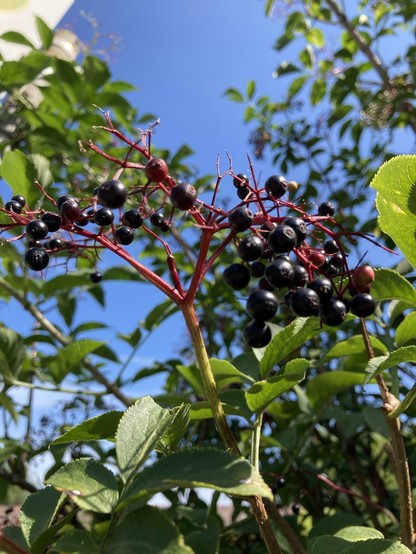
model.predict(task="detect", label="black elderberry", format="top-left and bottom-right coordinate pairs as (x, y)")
top-left (96, 180), bottom-right (128, 209)
top-left (289, 288), bottom-right (320, 317)
top-left (282, 217), bottom-right (307, 244)
top-left (237, 185), bottom-right (251, 200)
top-left (246, 289), bottom-right (278, 321)
top-left (41, 212), bottom-right (62, 232)
top-left (323, 239), bottom-right (339, 254)
top-left (264, 175), bottom-right (288, 199)
top-left (5, 200), bottom-right (23, 213)
top-left (276, 477), bottom-right (286, 489)
top-left (318, 201), bottom-right (335, 216)
top-left (259, 277), bottom-right (275, 292)
top-left (25, 247), bottom-right (49, 271)
top-left (233, 174), bottom-right (249, 188)
top-left (229, 206), bottom-right (253, 233)
top-left (244, 320), bottom-right (272, 348)
top-left (290, 265), bottom-right (309, 288)
top-left (57, 195), bottom-right (77, 210)
top-left (60, 199), bottom-right (81, 221)
top-left (170, 183), bottom-right (197, 210)
top-left (349, 293), bottom-right (376, 318)
top-left (48, 238), bottom-right (64, 250)
top-left (150, 212), bottom-right (165, 227)
top-left (237, 235), bottom-right (265, 262)
top-left (115, 226), bottom-right (134, 245)
top-left (223, 263), bottom-right (251, 290)
top-left (292, 504), bottom-right (301, 515)
top-left (122, 209), bottom-right (144, 228)
top-left (265, 258), bottom-right (294, 288)
top-left (11, 195), bottom-right (26, 207)
top-left (331, 252), bottom-right (344, 268)
top-left (26, 220), bottom-right (49, 240)
top-left (307, 277), bottom-right (333, 303)
top-left (94, 207), bottom-right (114, 227)
top-left (90, 271), bottom-right (102, 283)
top-left (249, 261), bottom-right (266, 278)
top-left (319, 297), bottom-right (348, 326)
top-left (267, 225), bottom-right (297, 254)
top-left (160, 221), bottom-right (170, 232)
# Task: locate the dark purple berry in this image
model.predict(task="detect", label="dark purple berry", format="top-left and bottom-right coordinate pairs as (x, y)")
top-left (237, 185), bottom-right (251, 200)
top-left (267, 225), bottom-right (297, 254)
top-left (249, 261), bottom-right (266, 278)
top-left (265, 258), bottom-right (294, 288)
top-left (291, 265), bottom-right (309, 288)
top-left (244, 320), bottom-right (272, 348)
top-left (259, 277), bottom-right (275, 292)
top-left (223, 263), bottom-right (250, 290)
top-left (229, 207), bottom-right (253, 233)
top-left (60, 199), bottom-right (81, 221)
top-left (307, 277), bottom-right (333, 302)
top-left (145, 158), bottom-right (169, 182)
top-left (25, 247), bottom-right (49, 271)
top-left (41, 212), bottom-right (62, 232)
top-left (276, 477), bottom-right (286, 489)
top-left (150, 212), bottom-right (165, 227)
top-left (323, 239), bottom-right (339, 254)
top-left (264, 175), bottom-right (288, 199)
top-left (48, 238), bottom-right (64, 250)
top-left (160, 221), bottom-right (170, 232)
top-left (115, 226), bottom-right (134, 245)
top-left (292, 504), bottom-right (300, 515)
top-left (57, 195), bottom-right (77, 210)
top-left (319, 298), bottom-right (348, 326)
top-left (289, 288), bottom-right (320, 317)
top-left (318, 201), bottom-right (335, 216)
top-left (26, 220), bottom-right (48, 240)
top-left (5, 200), bottom-right (23, 213)
top-left (246, 289), bottom-right (278, 321)
top-left (96, 180), bottom-right (128, 209)
top-left (122, 209), bottom-right (144, 228)
top-left (94, 207), bottom-right (114, 227)
top-left (90, 271), bottom-right (102, 283)
top-left (76, 216), bottom-right (89, 227)
top-left (170, 183), bottom-right (197, 210)
top-left (282, 217), bottom-right (307, 244)
top-left (233, 173), bottom-right (249, 188)
top-left (237, 235), bottom-right (265, 262)
top-left (349, 293), bottom-right (376, 318)
top-left (11, 195), bottom-right (26, 207)
top-left (331, 252), bottom-right (344, 268)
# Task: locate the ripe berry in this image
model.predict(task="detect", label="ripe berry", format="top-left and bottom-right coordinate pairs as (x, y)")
top-left (237, 185), bottom-right (251, 200)
top-left (244, 320), bottom-right (272, 348)
top-left (25, 247), bottom-right (49, 271)
top-left (48, 238), bottom-right (64, 250)
top-left (246, 289), bottom-right (278, 321)
top-left (41, 213), bottom-right (62, 232)
top-left (265, 175), bottom-right (288, 199)
top-left (90, 271), bottom-right (102, 283)
top-left (11, 195), bottom-right (26, 207)
top-left (307, 277), bottom-right (333, 302)
top-left (229, 207), bottom-right (253, 233)
top-left (115, 226), bottom-right (134, 245)
top-left (282, 217), bottom-right (307, 244)
top-left (57, 195), bottom-right (77, 210)
top-left (237, 235), bottom-right (265, 262)
top-left (233, 174), bottom-right (249, 188)
top-left (323, 239), bottom-right (339, 254)
top-left (94, 207), bottom-right (114, 226)
top-left (349, 293), bottom-right (376, 318)
top-left (352, 265), bottom-right (375, 288)
top-left (170, 183), bottom-right (197, 210)
top-left (223, 263), bottom-right (251, 290)
top-left (318, 201), bottom-right (335, 216)
top-left (96, 180), bottom-right (128, 209)
top-left (26, 220), bottom-right (49, 240)
top-left (331, 252), bottom-right (344, 268)
top-left (319, 298), bottom-right (348, 326)
top-left (289, 288), bottom-right (320, 317)
top-left (160, 221), bottom-right (170, 232)
top-left (249, 261), bottom-right (266, 278)
top-left (145, 158), bottom-right (169, 182)
top-left (259, 277), bottom-right (275, 292)
top-left (292, 504), bottom-right (301, 515)
top-left (291, 265), bottom-right (309, 288)
top-left (267, 225), bottom-right (297, 254)
top-left (276, 477), bottom-right (286, 489)
top-left (5, 200), bottom-right (23, 213)
top-left (265, 258), bottom-right (294, 288)
top-left (150, 212), bottom-right (165, 227)
top-left (122, 209), bottom-right (144, 228)
top-left (60, 199), bottom-right (81, 221)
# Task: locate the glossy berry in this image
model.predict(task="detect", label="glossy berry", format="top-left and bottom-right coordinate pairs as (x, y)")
top-left (122, 209), bottom-right (143, 228)
top-left (267, 225), bottom-right (297, 254)
top-left (308, 250), bottom-right (326, 267)
top-left (96, 180), bottom-right (128, 209)
top-left (282, 217), bottom-right (307, 244)
top-left (352, 265), bottom-right (375, 288)
top-left (291, 265), bottom-right (309, 288)
top-left (115, 226), bottom-right (134, 245)
top-left (307, 277), bottom-right (333, 302)
top-left (289, 288), bottom-right (320, 317)
top-left (223, 263), bottom-right (250, 290)
top-left (265, 258), bottom-right (294, 288)
top-left (292, 504), bottom-right (301, 515)
top-left (233, 174), bottom-right (249, 188)
top-left (145, 158), bottom-right (169, 182)
top-left (25, 247), bottom-right (49, 271)
top-left (246, 289), bottom-right (278, 321)
top-left (150, 212), bottom-right (165, 227)
top-left (90, 271), bottom-right (102, 283)
top-left (331, 252), bottom-right (344, 268)
top-left (323, 239), bottom-right (339, 254)
top-left (319, 298), bottom-right (348, 326)
top-left (26, 220), bottom-right (49, 240)
top-left (11, 195), bottom-right (26, 207)
top-left (264, 175), bottom-right (288, 199)
top-left (237, 185), bottom-right (250, 200)
top-left (350, 293), bottom-right (376, 318)
top-left (244, 320), bottom-right (272, 348)
top-left (41, 213), bottom-right (62, 232)
top-left (160, 221), bottom-right (170, 232)
top-left (5, 200), bottom-right (23, 213)
top-left (57, 195), bottom-right (77, 210)
top-left (276, 477), bottom-right (286, 489)
top-left (170, 183), bottom-right (197, 210)
top-left (94, 207), bottom-right (114, 227)
top-left (229, 207), bottom-right (253, 233)
top-left (48, 238), bottom-right (64, 250)
top-left (237, 235), bottom-right (265, 262)
top-left (318, 201), bottom-right (335, 216)
top-left (249, 261), bottom-right (266, 278)
top-left (60, 199), bottom-right (81, 221)
top-left (259, 277), bottom-right (275, 292)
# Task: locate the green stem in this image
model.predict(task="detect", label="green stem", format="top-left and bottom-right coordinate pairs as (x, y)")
top-left (251, 413), bottom-right (263, 473)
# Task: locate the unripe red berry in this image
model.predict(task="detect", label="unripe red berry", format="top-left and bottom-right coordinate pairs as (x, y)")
top-left (352, 265), bottom-right (375, 288)
top-left (145, 158), bottom-right (169, 182)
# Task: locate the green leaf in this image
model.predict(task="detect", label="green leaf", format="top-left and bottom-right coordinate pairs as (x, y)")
top-left (325, 335), bottom-right (387, 359)
top-left (158, 404), bottom-right (190, 453)
top-left (224, 87), bottom-right (244, 102)
top-left (52, 411), bottom-right (123, 445)
top-left (311, 536), bottom-right (350, 553)
top-left (210, 358), bottom-right (255, 389)
top-left (0, 326), bottom-right (26, 380)
top-left (273, 61), bottom-right (300, 77)
top-left (35, 17), bottom-right (53, 49)
top-left (20, 487), bottom-right (64, 548)
top-left (184, 515), bottom-right (220, 554)
top-left (246, 359), bottom-right (309, 413)
top-left (310, 78), bottom-right (326, 105)
top-left (143, 299), bottom-right (178, 331)
top-left (335, 526), bottom-right (383, 541)
top-left (51, 340), bottom-right (105, 381)
top-left (259, 317), bottom-right (322, 376)
top-left (0, 150), bottom-right (40, 207)
top-left (116, 396), bottom-right (173, 481)
top-left (288, 75), bottom-right (308, 97)
top-left (371, 269), bottom-right (416, 307)
top-left (46, 458), bottom-right (118, 513)
top-left (189, 400), bottom-right (250, 421)
top-left (123, 448), bottom-right (273, 505)
top-left (176, 363), bottom-right (204, 396)
top-left (364, 346), bottom-right (416, 384)
top-left (0, 392), bottom-right (18, 422)
top-left (101, 507), bottom-right (193, 554)
top-left (103, 266), bottom-right (144, 281)
top-left (83, 56), bottom-right (111, 89)
top-left (307, 372), bottom-right (369, 411)
top-left (370, 155), bottom-right (416, 266)
top-left (307, 28), bottom-right (325, 48)
top-left (0, 31), bottom-right (34, 48)
top-left (246, 80), bottom-right (256, 100)
top-left (0, 51), bottom-right (50, 87)
top-left (51, 530), bottom-right (98, 553)
top-left (396, 312), bottom-right (416, 346)
top-left (342, 540), bottom-right (412, 553)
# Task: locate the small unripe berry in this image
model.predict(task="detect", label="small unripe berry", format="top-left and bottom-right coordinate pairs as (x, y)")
top-left (145, 158), bottom-right (169, 182)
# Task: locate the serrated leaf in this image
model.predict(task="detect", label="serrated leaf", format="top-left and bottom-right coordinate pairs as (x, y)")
top-left (259, 317), bottom-right (322, 376)
top-left (370, 155), bottom-right (416, 266)
top-left (364, 346), bottom-right (416, 383)
top-left (116, 396), bottom-right (173, 481)
top-left (51, 529), bottom-right (98, 553)
top-left (396, 312), bottom-right (416, 346)
top-left (307, 372), bottom-right (369, 411)
top-left (52, 411), bottom-right (123, 445)
top-left (51, 340), bottom-right (105, 381)
top-left (101, 507), bottom-right (193, 554)
top-left (325, 335), bottom-right (387, 359)
top-left (335, 526), bottom-right (384, 541)
top-left (123, 448), bottom-right (273, 505)
top-left (0, 31), bottom-right (34, 48)
top-left (35, 17), bottom-right (53, 49)
top-left (371, 268), bottom-right (416, 307)
top-left (342, 539), bottom-right (412, 553)
top-left (0, 326), bottom-right (26, 379)
top-left (158, 404), bottom-right (190, 453)
top-left (20, 487), bottom-right (64, 548)
top-left (210, 358), bottom-right (255, 389)
top-left (311, 536), bottom-right (350, 553)
top-left (246, 359), bottom-right (309, 413)
top-left (46, 459), bottom-right (118, 513)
